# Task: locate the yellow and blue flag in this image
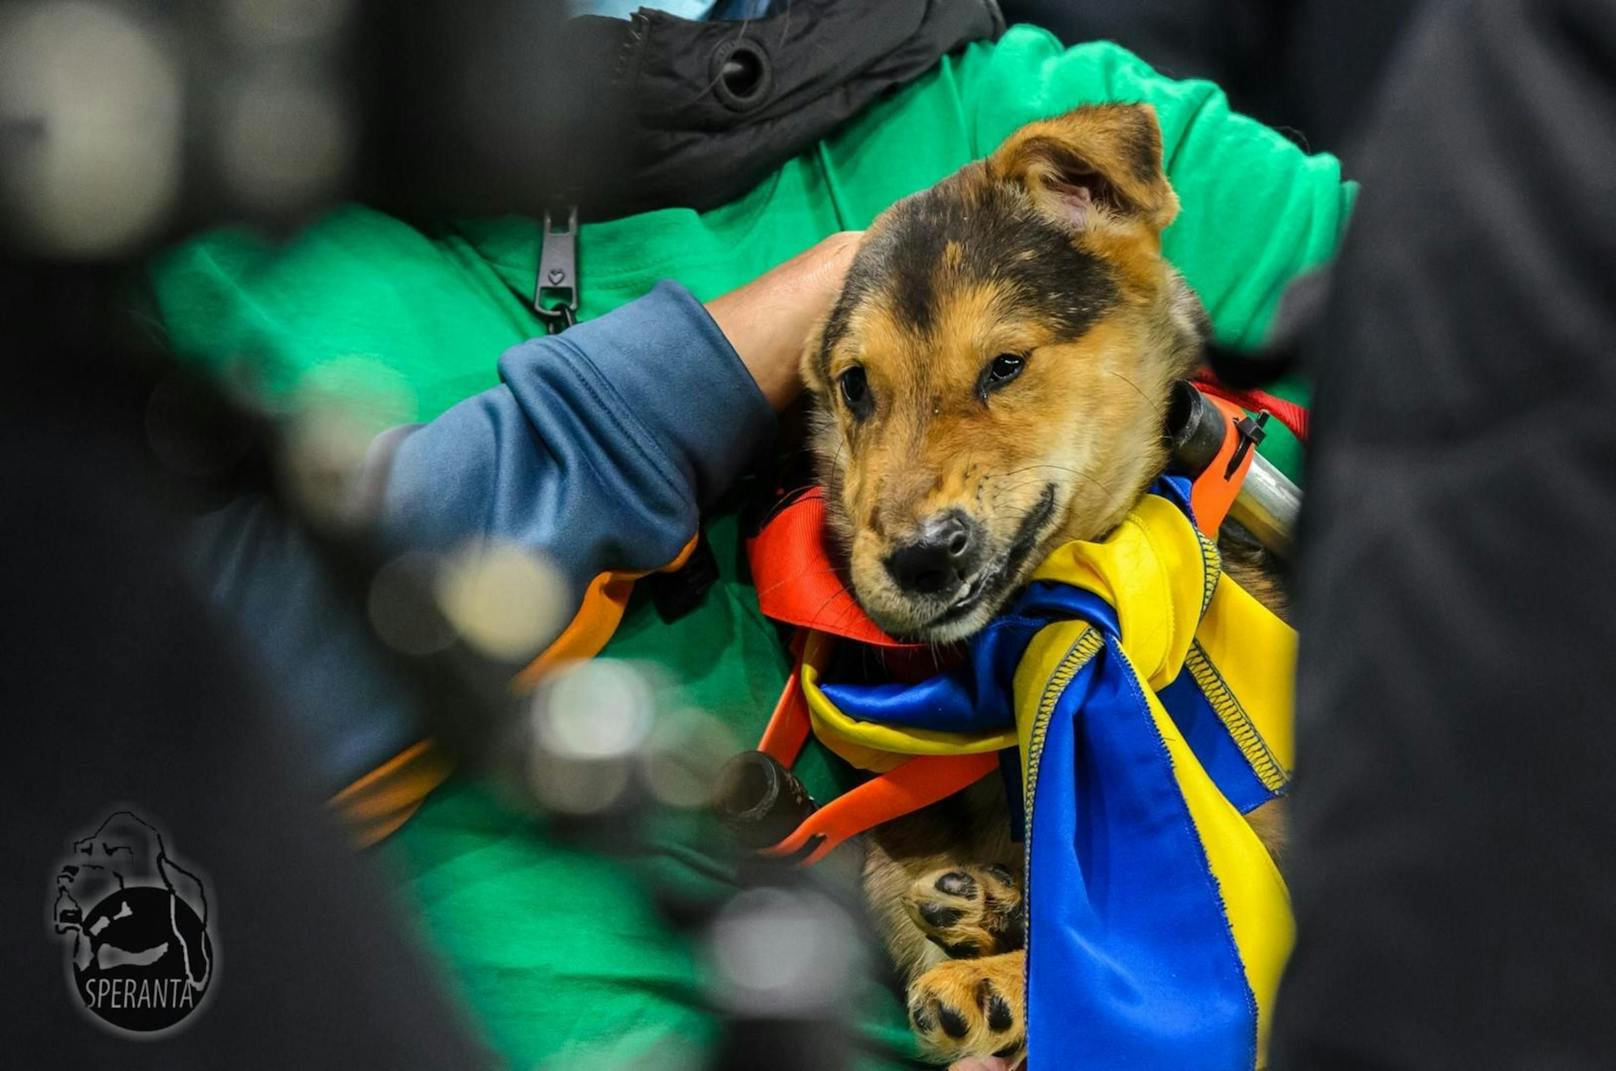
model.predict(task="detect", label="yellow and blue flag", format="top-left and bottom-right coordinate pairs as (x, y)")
top-left (806, 478), bottom-right (1295, 1069)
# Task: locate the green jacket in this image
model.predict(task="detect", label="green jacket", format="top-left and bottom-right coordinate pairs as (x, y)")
top-left (152, 26), bottom-right (1352, 1071)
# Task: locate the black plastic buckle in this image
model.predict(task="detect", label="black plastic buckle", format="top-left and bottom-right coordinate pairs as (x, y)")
top-left (534, 206), bottom-right (579, 334)
top-left (648, 530), bottom-right (720, 623)
top-left (1225, 410), bottom-right (1270, 478)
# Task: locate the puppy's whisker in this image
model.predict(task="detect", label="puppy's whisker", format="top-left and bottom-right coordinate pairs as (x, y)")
top-left (988, 463), bottom-right (1117, 503)
top-left (805, 582), bottom-right (861, 630)
top-left (991, 462), bottom-right (1089, 480)
top-left (1105, 367), bottom-right (1165, 420)
top-left (753, 566), bottom-right (847, 601)
top-left (754, 483), bottom-right (825, 527)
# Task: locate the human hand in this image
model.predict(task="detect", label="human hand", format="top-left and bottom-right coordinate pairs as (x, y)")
top-left (705, 230), bottom-right (862, 411)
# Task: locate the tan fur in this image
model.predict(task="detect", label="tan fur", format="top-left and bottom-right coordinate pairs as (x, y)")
top-left (908, 952), bottom-right (1028, 1065)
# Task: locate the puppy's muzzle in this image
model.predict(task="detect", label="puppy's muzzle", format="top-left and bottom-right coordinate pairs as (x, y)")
top-left (884, 510), bottom-right (984, 596)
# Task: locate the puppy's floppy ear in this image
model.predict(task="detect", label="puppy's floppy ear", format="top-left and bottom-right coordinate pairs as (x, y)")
top-left (987, 104), bottom-right (1179, 238)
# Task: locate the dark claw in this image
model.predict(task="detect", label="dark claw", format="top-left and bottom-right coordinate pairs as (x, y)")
top-left (986, 992), bottom-right (1014, 1032)
top-left (975, 976), bottom-right (1015, 1032)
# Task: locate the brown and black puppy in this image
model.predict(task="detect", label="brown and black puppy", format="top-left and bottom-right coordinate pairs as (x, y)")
top-left (801, 104), bottom-right (1281, 1066)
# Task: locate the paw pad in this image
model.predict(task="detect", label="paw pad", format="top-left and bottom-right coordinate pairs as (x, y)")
top-left (903, 863), bottom-right (1024, 959)
top-left (906, 953), bottom-right (1027, 1065)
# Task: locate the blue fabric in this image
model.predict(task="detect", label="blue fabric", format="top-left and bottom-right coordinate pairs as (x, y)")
top-left (1154, 471), bottom-right (1196, 517)
top-left (1158, 668), bottom-right (1274, 814)
top-left (1027, 637), bottom-right (1256, 1069)
top-left (382, 280), bottom-right (773, 587)
top-left (190, 499), bottom-right (429, 784)
top-left (189, 281), bottom-right (773, 789)
top-left (819, 582), bottom-right (1117, 735)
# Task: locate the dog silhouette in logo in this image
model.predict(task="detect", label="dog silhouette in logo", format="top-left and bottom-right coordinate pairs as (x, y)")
top-left (51, 810), bottom-right (213, 1032)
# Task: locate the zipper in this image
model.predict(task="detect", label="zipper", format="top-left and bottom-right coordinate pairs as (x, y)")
top-left (1021, 624), bottom-right (1104, 952)
top-left (533, 205), bottom-right (579, 333)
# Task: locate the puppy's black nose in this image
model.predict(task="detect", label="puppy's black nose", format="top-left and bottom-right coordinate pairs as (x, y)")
top-left (885, 512), bottom-right (983, 596)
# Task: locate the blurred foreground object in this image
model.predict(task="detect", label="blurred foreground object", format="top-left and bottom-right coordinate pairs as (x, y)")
top-left (1000, 0), bottom-right (1420, 158)
top-left (0, 296), bottom-right (494, 1066)
top-left (0, 0), bottom-right (1002, 257)
top-left (1276, 0), bottom-right (1616, 1066)
top-left (0, 0), bottom-right (365, 255)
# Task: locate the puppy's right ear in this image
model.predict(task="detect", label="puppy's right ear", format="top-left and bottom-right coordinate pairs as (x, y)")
top-left (987, 104), bottom-right (1179, 240)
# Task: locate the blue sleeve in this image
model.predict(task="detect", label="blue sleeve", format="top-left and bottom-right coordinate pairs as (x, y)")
top-left (190, 280), bottom-right (774, 790)
top-left (378, 279), bottom-right (774, 609)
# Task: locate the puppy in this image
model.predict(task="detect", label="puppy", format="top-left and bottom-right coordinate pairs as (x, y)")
top-left (800, 104), bottom-right (1286, 1065)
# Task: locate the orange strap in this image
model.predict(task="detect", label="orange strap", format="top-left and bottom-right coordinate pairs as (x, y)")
top-left (762, 751), bottom-right (1001, 866)
top-left (758, 635), bottom-right (813, 766)
top-left (753, 630), bottom-right (1000, 866)
top-left (335, 535), bottom-right (702, 845)
top-left (1189, 395), bottom-right (1259, 537)
top-left (514, 534), bottom-right (700, 688)
top-left (328, 740), bottom-right (456, 848)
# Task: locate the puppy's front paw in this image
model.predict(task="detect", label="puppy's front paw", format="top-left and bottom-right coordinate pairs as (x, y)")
top-left (903, 865), bottom-right (1023, 959)
top-left (907, 951), bottom-right (1026, 1066)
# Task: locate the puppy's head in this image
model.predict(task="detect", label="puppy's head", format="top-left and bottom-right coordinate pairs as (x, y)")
top-left (804, 104), bottom-right (1207, 642)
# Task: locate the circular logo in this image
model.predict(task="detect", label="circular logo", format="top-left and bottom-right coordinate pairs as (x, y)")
top-left (72, 886), bottom-right (212, 1031)
top-left (52, 809), bottom-right (215, 1035)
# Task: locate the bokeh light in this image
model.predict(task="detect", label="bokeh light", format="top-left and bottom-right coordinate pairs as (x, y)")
top-left (641, 706), bottom-right (737, 809)
top-left (0, 0), bottom-right (182, 257)
top-left (436, 541), bottom-right (566, 663)
top-left (368, 551), bottom-right (457, 657)
top-left (525, 659), bottom-right (659, 815)
top-left (709, 887), bottom-right (863, 1018)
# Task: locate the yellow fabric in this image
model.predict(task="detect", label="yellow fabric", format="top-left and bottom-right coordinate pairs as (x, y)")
top-left (1029, 494), bottom-right (1212, 690)
top-left (1015, 498), bottom-right (1296, 1063)
top-left (1012, 620), bottom-right (1103, 786)
top-left (1194, 574), bottom-right (1296, 785)
top-left (1135, 658), bottom-right (1292, 1061)
top-left (799, 631), bottom-right (1018, 770)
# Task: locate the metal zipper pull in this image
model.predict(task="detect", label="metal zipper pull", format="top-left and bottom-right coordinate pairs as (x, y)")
top-left (534, 206), bottom-right (579, 333)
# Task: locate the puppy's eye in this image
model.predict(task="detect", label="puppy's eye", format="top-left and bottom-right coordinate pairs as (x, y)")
top-left (988, 354), bottom-right (1025, 384)
top-left (838, 366), bottom-right (873, 418)
top-left (978, 353), bottom-right (1026, 400)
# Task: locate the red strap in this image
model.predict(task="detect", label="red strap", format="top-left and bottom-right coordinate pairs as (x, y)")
top-left (762, 752), bottom-right (1001, 866)
top-left (747, 489), bottom-right (920, 649)
top-left (1193, 369), bottom-right (1310, 443)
